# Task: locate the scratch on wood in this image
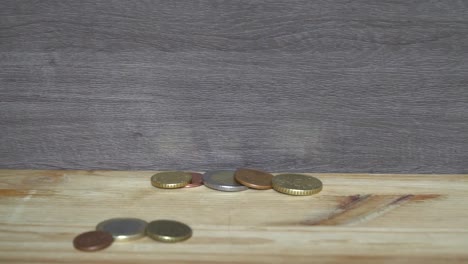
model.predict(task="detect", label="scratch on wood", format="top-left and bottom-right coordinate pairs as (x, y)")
top-left (305, 194), bottom-right (441, 226)
top-left (411, 194), bottom-right (441, 201)
top-left (0, 189), bottom-right (34, 197)
top-left (0, 189), bottom-right (52, 197)
top-left (387, 194), bottom-right (414, 205)
top-left (337, 194), bottom-right (372, 210)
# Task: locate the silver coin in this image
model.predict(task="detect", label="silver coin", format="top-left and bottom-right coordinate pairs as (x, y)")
top-left (96, 218), bottom-right (148, 241)
top-left (203, 170), bottom-right (248, 192)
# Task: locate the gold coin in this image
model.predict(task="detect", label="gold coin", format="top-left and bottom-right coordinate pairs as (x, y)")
top-left (272, 174), bottom-right (322, 196)
top-left (146, 220), bottom-right (192, 243)
top-left (151, 171), bottom-right (192, 189)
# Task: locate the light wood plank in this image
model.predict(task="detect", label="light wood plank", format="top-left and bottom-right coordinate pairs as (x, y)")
top-left (1, 170), bottom-right (467, 263)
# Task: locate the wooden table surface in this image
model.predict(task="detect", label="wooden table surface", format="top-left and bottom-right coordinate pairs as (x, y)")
top-left (1, 170), bottom-right (467, 263)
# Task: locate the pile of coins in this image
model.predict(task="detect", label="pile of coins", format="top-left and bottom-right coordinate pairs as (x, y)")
top-left (151, 168), bottom-right (323, 196)
top-left (74, 169), bottom-right (323, 252)
top-left (73, 218), bottom-right (192, 252)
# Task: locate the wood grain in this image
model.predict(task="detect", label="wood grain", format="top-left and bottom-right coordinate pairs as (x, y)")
top-left (1, 0), bottom-right (468, 173)
top-left (1, 170), bottom-right (467, 263)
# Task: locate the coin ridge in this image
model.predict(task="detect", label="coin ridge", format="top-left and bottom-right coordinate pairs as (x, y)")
top-left (272, 174), bottom-right (323, 196)
top-left (151, 171), bottom-right (192, 189)
top-left (272, 184), bottom-right (323, 196)
top-left (204, 180), bottom-right (246, 192)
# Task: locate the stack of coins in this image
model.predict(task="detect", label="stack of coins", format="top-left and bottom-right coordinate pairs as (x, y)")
top-left (151, 171), bottom-right (204, 189)
top-left (150, 169), bottom-right (323, 196)
top-left (73, 218), bottom-right (192, 252)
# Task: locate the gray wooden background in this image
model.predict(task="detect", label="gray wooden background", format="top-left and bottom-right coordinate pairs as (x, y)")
top-left (1, 0), bottom-right (467, 173)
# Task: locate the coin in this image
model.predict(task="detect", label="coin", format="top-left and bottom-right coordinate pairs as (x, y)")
top-left (185, 172), bottom-right (203, 188)
top-left (73, 230), bottom-right (114, 252)
top-left (272, 174), bottom-right (323, 196)
top-left (146, 220), bottom-right (192, 243)
top-left (96, 218), bottom-right (147, 242)
top-left (151, 171), bottom-right (192, 189)
top-left (234, 168), bottom-right (273, 190)
top-left (203, 170), bottom-right (248, 192)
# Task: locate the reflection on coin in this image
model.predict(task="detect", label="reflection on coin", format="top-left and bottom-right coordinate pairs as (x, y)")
top-left (96, 218), bottom-right (147, 242)
top-left (73, 230), bottom-right (114, 252)
top-left (234, 168), bottom-right (273, 190)
top-left (151, 171), bottom-right (192, 189)
top-left (272, 174), bottom-right (322, 196)
top-left (146, 220), bottom-right (192, 243)
top-left (203, 170), bottom-right (248, 192)
top-left (185, 172), bottom-right (203, 188)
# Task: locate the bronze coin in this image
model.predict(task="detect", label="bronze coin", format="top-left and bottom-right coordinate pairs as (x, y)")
top-left (73, 231), bottom-right (114, 252)
top-left (185, 172), bottom-right (203, 188)
top-left (234, 168), bottom-right (273, 190)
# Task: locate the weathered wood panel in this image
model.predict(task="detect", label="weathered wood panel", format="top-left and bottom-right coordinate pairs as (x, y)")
top-left (1, 1), bottom-right (467, 172)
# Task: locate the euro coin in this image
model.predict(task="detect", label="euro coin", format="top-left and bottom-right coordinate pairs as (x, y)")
top-left (203, 170), bottom-right (248, 192)
top-left (234, 168), bottom-right (273, 190)
top-left (73, 231), bottom-right (114, 252)
top-left (185, 172), bottom-right (203, 188)
top-left (146, 220), bottom-right (192, 243)
top-left (272, 174), bottom-right (322, 196)
top-left (151, 171), bottom-right (192, 189)
top-left (96, 218), bottom-right (147, 242)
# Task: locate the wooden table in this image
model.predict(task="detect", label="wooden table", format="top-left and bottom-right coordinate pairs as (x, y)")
top-left (1, 170), bottom-right (467, 263)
